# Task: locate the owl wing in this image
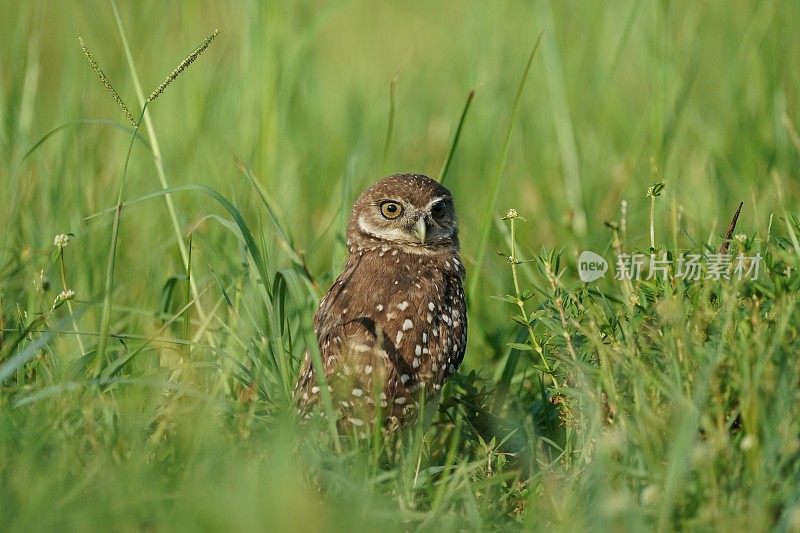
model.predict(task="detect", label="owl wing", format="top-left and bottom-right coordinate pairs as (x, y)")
top-left (295, 315), bottom-right (403, 425)
top-left (438, 260), bottom-right (468, 382)
top-left (295, 258), bottom-right (401, 422)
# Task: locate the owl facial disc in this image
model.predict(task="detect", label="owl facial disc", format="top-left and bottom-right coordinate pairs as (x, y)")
top-left (349, 174), bottom-right (459, 252)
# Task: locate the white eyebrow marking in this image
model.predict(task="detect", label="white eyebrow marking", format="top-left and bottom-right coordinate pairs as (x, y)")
top-left (425, 196), bottom-right (448, 210)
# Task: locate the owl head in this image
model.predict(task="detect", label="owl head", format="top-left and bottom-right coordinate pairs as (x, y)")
top-left (347, 174), bottom-right (459, 252)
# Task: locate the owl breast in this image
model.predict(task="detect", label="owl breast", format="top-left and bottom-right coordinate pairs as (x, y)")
top-left (295, 242), bottom-right (467, 427)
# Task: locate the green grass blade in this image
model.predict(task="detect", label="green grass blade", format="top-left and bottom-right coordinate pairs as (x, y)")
top-left (382, 76), bottom-right (397, 172)
top-left (19, 119), bottom-right (151, 162)
top-left (87, 183), bottom-right (271, 299)
top-left (94, 105), bottom-right (146, 375)
top-left (468, 32), bottom-right (543, 304)
top-left (438, 88), bottom-right (475, 186)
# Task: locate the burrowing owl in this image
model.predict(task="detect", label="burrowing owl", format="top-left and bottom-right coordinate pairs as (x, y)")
top-left (295, 173), bottom-right (467, 430)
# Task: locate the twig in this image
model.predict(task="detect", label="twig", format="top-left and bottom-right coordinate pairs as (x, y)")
top-left (719, 201), bottom-right (744, 254)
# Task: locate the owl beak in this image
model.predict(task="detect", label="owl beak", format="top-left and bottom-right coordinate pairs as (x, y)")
top-left (413, 216), bottom-right (427, 244)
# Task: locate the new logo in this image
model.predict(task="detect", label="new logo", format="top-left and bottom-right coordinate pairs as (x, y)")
top-left (578, 250), bottom-right (608, 282)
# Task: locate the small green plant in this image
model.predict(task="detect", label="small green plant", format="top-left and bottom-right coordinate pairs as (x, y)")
top-left (646, 169), bottom-right (666, 253)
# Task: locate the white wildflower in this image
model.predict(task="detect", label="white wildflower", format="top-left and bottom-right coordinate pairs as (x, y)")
top-left (740, 434), bottom-right (756, 451)
top-left (640, 484), bottom-right (660, 506)
top-left (54, 234), bottom-right (71, 248)
top-left (53, 289), bottom-right (75, 308)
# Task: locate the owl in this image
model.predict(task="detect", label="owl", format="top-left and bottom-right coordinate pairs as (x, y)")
top-left (295, 173), bottom-right (467, 431)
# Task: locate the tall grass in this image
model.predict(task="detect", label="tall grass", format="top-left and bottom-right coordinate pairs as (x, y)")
top-left (2, 1), bottom-right (800, 530)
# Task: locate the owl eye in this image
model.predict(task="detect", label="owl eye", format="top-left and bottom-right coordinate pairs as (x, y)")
top-left (380, 201), bottom-right (403, 219)
top-left (431, 200), bottom-right (447, 218)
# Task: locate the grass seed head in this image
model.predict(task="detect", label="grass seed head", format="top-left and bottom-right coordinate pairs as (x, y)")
top-left (78, 37), bottom-right (136, 126)
top-left (147, 29), bottom-right (220, 103)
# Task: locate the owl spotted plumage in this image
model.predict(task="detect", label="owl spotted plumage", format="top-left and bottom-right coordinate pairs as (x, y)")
top-left (295, 173), bottom-right (467, 430)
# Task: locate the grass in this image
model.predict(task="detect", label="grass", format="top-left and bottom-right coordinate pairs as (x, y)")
top-left (2, 0), bottom-right (800, 530)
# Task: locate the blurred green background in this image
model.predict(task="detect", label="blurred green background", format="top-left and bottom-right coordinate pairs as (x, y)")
top-left (2, 1), bottom-right (800, 530)
top-left (5, 1), bottom-right (799, 302)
